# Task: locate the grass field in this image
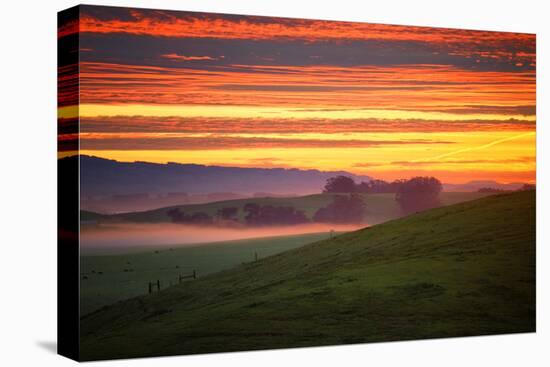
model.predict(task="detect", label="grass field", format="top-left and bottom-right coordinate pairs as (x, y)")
top-left (88, 191), bottom-right (493, 225)
top-left (80, 190), bottom-right (535, 360)
top-left (80, 232), bottom-right (335, 315)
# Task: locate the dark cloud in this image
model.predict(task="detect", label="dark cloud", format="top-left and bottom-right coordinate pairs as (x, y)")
top-left (80, 116), bottom-right (535, 134)
top-left (79, 33), bottom-right (534, 72)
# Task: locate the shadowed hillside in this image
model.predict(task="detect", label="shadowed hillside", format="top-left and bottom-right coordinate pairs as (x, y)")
top-left (85, 191), bottom-right (493, 226)
top-left (80, 190), bottom-right (535, 360)
top-left (72, 155), bottom-right (370, 195)
top-left (69, 155), bottom-right (374, 213)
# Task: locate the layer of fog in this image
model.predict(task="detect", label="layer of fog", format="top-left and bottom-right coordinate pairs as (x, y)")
top-left (80, 223), bottom-right (365, 255)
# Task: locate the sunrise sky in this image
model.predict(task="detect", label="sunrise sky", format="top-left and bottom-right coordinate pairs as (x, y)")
top-left (58, 6), bottom-right (536, 184)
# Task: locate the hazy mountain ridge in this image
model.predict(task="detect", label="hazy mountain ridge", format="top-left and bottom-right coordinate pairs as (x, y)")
top-left (68, 155), bottom-right (372, 197)
top-left (443, 180), bottom-right (527, 192)
top-left (64, 155), bottom-right (529, 213)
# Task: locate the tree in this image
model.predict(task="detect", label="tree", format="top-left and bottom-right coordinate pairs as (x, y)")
top-left (313, 195), bottom-right (366, 223)
top-left (243, 203), bottom-right (261, 225)
top-left (188, 212), bottom-right (213, 224)
top-left (355, 181), bottom-right (370, 193)
top-left (390, 179), bottom-right (407, 193)
top-left (356, 179), bottom-right (396, 193)
top-left (166, 208), bottom-right (185, 223)
top-left (323, 176), bottom-right (357, 193)
top-left (395, 176), bottom-right (442, 214)
top-left (217, 207), bottom-right (238, 221)
top-left (355, 179), bottom-right (408, 194)
top-left (312, 207), bottom-right (332, 222)
top-left (167, 208), bottom-right (213, 224)
top-left (244, 203), bottom-right (310, 226)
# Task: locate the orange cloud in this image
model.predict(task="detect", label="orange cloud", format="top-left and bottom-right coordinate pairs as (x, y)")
top-left (79, 116), bottom-right (534, 135)
top-left (58, 7), bottom-right (536, 185)
top-left (73, 11), bottom-right (531, 45)
top-left (77, 62), bottom-right (536, 117)
top-left (67, 10), bottom-right (535, 67)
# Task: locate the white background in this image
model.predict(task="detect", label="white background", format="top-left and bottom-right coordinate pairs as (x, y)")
top-left (0, 0), bottom-right (548, 365)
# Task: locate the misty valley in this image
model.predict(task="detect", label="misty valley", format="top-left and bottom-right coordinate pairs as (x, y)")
top-left (79, 171), bottom-right (510, 315)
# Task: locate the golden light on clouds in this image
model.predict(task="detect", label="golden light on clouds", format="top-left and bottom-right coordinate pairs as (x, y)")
top-left (79, 130), bottom-right (535, 183)
top-left (59, 7), bottom-right (536, 184)
top-left (75, 103), bottom-right (536, 122)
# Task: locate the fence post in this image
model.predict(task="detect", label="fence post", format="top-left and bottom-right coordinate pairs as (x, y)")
top-left (254, 252), bottom-right (258, 262)
top-left (157, 279), bottom-right (160, 291)
top-left (193, 269), bottom-right (196, 279)
top-left (148, 282), bottom-right (152, 294)
top-left (179, 274), bottom-right (182, 283)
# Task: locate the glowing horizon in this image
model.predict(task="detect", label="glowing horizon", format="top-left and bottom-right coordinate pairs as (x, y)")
top-left (58, 6), bottom-right (536, 184)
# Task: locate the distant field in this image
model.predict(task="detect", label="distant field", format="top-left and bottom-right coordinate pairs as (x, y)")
top-left (80, 190), bottom-right (535, 360)
top-left (86, 192), bottom-right (493, 225)
top-left (80, 232), bottom-right (335, 315)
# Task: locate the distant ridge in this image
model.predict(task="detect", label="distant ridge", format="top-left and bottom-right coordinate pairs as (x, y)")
top-left (443, 180), bottom-right (526, 192)
top-left (63, 155), bottom-right (527, 197)
top-left (65, 155), bottom-right (371, 197)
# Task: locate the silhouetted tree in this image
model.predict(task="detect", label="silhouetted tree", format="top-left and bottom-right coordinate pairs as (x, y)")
top-left (167, 208), bottom-right (185, 223)
top-left (313, 195), bottom-right (366, 223)
top-left (356, 179), bottom-right (396, 193)
top-left (356, 181), bottom-right (370, 193)
top-left (390, 179), bottom-right (407, 192)
top-left (355, 179), bottom-right (408, 194)
top-left (217, 207), bottom-right (238, 221)
top-left (244, 203), bottom-right (261, 225)
top-left (323, 176), bottom-right (357, 193)
top-left (312, 207), bottom-right (332, 222)
top-left (396, 177), bottom-right (442, 214)
top-left (167, 208), bottom-right (213, 224)
top-left (521, 183), bottom-right (536, 191)
top-left (370, 180), bottom-right (387, 193)
top-left (188, 212), bottom-right (213, 224)
top-left (243, 203), bottom-right (309, 226)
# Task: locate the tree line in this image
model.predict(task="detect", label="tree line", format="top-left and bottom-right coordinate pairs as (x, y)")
top-left (166, 204), bottom-right (311, 226)
top-left (166, 175), bottom-right (445, 227)
top-left (323, 175), bottom-right (443, 214)
top-left (167, 197), bottom-right (366, 226)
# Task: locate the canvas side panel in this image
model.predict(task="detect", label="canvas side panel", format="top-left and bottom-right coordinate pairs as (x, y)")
top-left (57, 5), bottom-right (80, 362)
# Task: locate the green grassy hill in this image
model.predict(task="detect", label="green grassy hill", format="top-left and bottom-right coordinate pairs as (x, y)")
top-left (80, 190), bottom-right (535, 361)
top-left (90, 191), bottom-right (492, 225)
top-left (80, 232), bottom-right (336, 315)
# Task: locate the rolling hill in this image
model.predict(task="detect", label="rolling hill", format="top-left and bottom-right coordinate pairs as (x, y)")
top-left (84, 191), bottom-right (493, 226)
top-left (72, 154), bottom-right (371, 196)
top-left (80, 190), bottom-right (535, 361)
top-left (71, 154), bottom-right (372, 213)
